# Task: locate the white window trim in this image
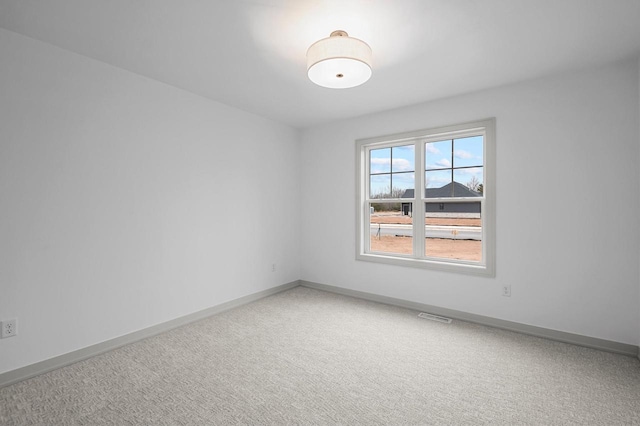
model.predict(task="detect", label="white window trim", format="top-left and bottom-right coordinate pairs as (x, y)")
top-left (355, 118), bottom-right (495, 276)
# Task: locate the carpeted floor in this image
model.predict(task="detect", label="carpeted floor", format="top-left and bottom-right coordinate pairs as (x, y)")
top-left (1, 286), bottom-right (639, 425)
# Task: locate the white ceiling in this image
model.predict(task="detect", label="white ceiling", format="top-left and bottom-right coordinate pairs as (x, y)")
top-left (1, 0), bottom-right (640, 129)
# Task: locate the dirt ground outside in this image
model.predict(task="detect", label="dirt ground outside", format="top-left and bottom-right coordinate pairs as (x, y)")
top-left (370, 236), bottom-right (481, 261)
top-left (370, 211), bottom-right (481, 227)
top-left (369, 211), bottom-right (481, 261)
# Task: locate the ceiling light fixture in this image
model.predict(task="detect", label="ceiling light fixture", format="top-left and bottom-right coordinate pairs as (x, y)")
top-left (306, 30), bottom-right (372, 89)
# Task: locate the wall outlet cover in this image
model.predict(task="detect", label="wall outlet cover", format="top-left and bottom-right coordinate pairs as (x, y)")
top-left (1, 318), bottom-right (17, 338)
top-left (502, 285), bottom-right (511, 297)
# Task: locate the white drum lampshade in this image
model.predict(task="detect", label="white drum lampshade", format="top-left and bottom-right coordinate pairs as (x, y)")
top-left (307, 30), bottom-right (372, 89)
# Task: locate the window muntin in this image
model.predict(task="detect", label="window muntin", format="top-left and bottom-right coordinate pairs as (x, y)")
top-left (369, 145), bottom-right (415, 198)
top-left (356, 119), bottom-right (495, 276)
top-left (425, 135), bottom-right (483, 197)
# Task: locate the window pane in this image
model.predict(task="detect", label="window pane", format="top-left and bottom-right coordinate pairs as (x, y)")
top-left (370, 174), bottom-right (390, 198)
top-left (453, 167), bottom-right (483, 195)
top-left (425, 140), bottom-right (452, 170)
top-left (425, 202), bottom-right (481, 262)
top-left (453, 136), bottom-right (483, 168)
top-left (391, 172), bottom-right (414, 197)
top-left (425, 170), bottom-right (452, 197)
top-left (370, 148), bottom-right (391, 174)
top-left (391, 145), bottom-right (415, 173)
top-left (370, 202), bottom-right (413, 255)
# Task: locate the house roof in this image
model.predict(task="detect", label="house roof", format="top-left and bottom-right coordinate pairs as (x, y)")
top-left (402, 182), bottom-right (481, 199)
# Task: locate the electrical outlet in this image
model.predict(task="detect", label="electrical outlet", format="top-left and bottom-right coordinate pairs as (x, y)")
top-left (271, 263), bottom-right (276, 272)
top-left (1, 318), bottom-right (17, 338)
top-left (502, 285), bottom-right (511, 297)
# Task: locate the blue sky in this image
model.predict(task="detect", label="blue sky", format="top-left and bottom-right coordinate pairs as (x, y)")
top-left (370, 145), bottom-right (415, 196)
top-left (370, 136), bottom-right (483, 196)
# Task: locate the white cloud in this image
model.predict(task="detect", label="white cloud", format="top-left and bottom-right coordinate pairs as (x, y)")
top-left (426, 144), bottom-right (440, 154)
top-left (370, 158), bottom-right (389, 173)
top-left (426, 175), bottom-right (449, 187)
top-left (392, 158), bottom-right (412, 171)
top-left (435, 158), bottom-right (451, 168)
top-left (393, 172), bottom-right (415, 184)
top-left (370, 158), bottom-right (413, 172)
top-left (454, 149), bottom-right (473, 159)
top-left (370, 158), bottom-right (389, 165)
top-left (455, 167), bottom-right (483, 176)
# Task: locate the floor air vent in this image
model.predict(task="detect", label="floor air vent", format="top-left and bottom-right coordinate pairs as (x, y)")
top-left (418, 312), bottom-right (452, 324)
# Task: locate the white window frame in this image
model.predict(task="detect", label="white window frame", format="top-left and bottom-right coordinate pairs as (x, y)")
top-left (356, 118), bottom-right (495, 276)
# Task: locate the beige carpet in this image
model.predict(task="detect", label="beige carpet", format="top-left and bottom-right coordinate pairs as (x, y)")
top-left (1, 286), bottom-right (639, 425)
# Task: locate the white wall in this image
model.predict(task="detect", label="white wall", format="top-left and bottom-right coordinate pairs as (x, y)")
top-left (300, 59), bottom-right (640, 345)
top-left (0, 28), bottom-right (300, 374)
top-left (1, 28), bottom-right (638, 378)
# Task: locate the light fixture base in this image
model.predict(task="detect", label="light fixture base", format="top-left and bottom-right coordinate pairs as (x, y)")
top-left (330, 30), bottom-right (349, 37)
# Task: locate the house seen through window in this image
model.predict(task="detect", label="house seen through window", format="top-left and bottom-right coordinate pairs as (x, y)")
top-left (356, 119), bottom-right (495, 275)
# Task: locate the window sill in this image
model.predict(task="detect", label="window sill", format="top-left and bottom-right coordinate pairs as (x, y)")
top-left (356, 252), bottom-right (494, 277)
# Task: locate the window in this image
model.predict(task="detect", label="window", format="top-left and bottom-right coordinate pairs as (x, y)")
top-left (356, 119), bottom-right (495, 275)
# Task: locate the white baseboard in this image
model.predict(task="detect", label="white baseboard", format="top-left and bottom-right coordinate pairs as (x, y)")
top-left (300, 280), bottom-right (639, 358)
top-left (3, 278), bottom-right (637, 389)
top-left (0, 280), bottom-right (300, 388)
